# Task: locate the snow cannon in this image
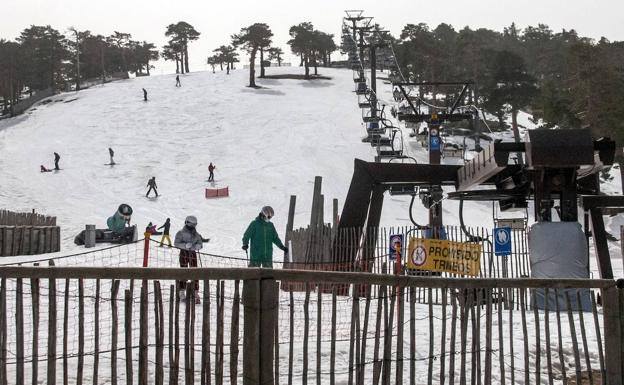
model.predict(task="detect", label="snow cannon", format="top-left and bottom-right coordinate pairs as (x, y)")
top-left (107, 204), bottom-right (133, 232)
top-left (74, 204), bottom-right (137, 246)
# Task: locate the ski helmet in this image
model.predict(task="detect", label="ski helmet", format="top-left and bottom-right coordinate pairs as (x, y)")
top-left (261, 206), bottom-right (274, 218)
top-left (184, 216), bottom-right (198, 228)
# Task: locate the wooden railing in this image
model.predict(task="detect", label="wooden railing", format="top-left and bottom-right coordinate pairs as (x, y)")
top-left (0, 266), bottom-right (622, 385)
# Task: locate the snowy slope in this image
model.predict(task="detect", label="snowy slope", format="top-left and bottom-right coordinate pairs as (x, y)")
top-left (0, 67), bottom-right (382, 259)
top-left (0, 66), bottom-right (622, 277)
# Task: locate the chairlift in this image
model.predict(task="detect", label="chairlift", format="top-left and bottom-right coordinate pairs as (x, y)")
top-left (355, 82), bottom-right (369, 95)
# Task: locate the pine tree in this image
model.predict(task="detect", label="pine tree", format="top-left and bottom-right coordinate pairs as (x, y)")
top-left (232, 23), bottom-right (273, 87)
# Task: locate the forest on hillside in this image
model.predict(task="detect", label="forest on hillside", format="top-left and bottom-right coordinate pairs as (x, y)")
top-left (383, 23), bottom-right (624, 161)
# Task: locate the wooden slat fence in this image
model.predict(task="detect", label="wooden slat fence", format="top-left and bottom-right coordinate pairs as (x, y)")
top-left (0, 266), bottom-right (621, 385)
top-left (0, 210), bottom-right (60, 257)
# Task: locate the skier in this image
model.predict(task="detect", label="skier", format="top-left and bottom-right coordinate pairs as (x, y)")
top-left (108, 147), bottom-right (115, 165)
top-left (146, 177), bottom-right (158, 197)
top-left (176, 75), bottom-right (181, 87)
top-left (40, 165), bottom-right (52, 173)
top-left (174, 215), bottom-right (204, 302)
top-left (53, 152), bottom-right (60, 170)
top-left (208, 162), bottom-right (216, 182)
top-left (142, 88), bottom-right (148, 101)
top-left (158, 218), bottom-right (172, 247)
top-left (242, 206), bottom-right (288, 268)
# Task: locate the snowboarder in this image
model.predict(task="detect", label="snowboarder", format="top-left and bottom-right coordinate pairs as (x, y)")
top-left (158, 218), bottom-right (172, 247)
top-left (208, 162), bottom-right (216, 182)
top-left (174, 215), bottom-right (204, 302)
top-left (53, 152), bottom-right (60, 170)
top-left (146, 177), bottom-right (158, 197)
top-left (108, 147), bottom-right (115, 165)
top-left (175, 75), bottom-right (181, 87)
top-left (142, 88), bottom-right (148, 101)
top-left (242, 206), bottom-right (288, 268)
top-left (40, 165), bottom-right (52, 173)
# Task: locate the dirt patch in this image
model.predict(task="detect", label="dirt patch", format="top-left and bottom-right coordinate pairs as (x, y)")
top-left (262, 74), bottom-right (332, 81)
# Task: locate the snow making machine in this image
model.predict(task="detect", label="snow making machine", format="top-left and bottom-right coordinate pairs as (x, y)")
top-left (74, 204), bottom-right (138, 246)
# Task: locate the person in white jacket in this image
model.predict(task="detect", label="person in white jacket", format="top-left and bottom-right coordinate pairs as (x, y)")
top-left (174, 215), bottom-right (204, 302)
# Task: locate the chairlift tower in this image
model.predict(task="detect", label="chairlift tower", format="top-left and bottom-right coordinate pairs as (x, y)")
top-left (394, 81), bottom-right (476, 235)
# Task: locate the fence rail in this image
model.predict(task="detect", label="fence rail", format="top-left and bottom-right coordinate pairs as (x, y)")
top-left (0, 265), bottom-right (622, 385)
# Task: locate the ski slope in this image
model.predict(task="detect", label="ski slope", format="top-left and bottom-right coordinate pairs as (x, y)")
top-left (0, 66), bottom-right (622, 274)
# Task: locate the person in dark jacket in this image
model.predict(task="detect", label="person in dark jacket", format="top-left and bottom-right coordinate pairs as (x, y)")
top-left (108, 147), bottom-right (115, 165)
top-left (142, 88), bottom-right (148, 101)
top-left (146, 177), bottom-right (158, 197)
top-left (158, 218), bottom-right (172, 247)
top-left (53, 152), bottom-right (60, 170)
top-left (242, 206), bottom-right (288, 268)
top-left (208, 162), bottom-right (216, 182)
top-left (174, 215), bottom-right (204, 302)
top-left (40, 165), bottom-right (52, 172)
top-left (176, 75), bottom-right (181, 87)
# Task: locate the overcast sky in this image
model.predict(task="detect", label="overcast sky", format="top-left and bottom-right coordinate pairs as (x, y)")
top-left (3, 0), bottom-right (623, 74)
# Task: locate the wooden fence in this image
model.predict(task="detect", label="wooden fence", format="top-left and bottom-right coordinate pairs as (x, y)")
top-left (0, 210), bottom-right (56, 226)
top-left (0, 210), bottom-right (60, 257)
top-left (0, 266), bottom-right (622, 385)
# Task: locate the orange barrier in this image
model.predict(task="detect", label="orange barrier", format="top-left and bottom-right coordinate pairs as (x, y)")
top-left (205, 187), bottom-right (229, 198)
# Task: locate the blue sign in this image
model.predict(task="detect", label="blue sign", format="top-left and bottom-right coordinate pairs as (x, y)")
top-left (389, 234), bottom-right (403, 260)
top-left (430, 136), bottom-right (441, 151)
top-left (494, 227), bottom-right (512, 256)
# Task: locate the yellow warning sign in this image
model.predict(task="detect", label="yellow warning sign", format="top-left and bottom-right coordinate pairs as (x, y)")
top-left (406, 238), bottom-right (481, 277)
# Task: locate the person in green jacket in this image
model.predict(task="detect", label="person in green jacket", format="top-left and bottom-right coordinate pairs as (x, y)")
top-left (242, 206), bottom-right (288, 268)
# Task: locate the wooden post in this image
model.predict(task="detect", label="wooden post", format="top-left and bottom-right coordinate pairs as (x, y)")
top-left (333, 198), bottom-right (339, 228)
top-left (201, 280), bottom-right (210, 385)
top-left (554, 289), bottom-right (567, 384)
top-left (396, 286), bottom-right (405, 385)
top-left (285, 195), bottom-right (297, 264)
top-left (590, 291), bottom-right (606, 382)
top-left (47, 260), bottom-right (57, 385)
top-left (216, 281), bottom-right (225, 385)
top-left (288, 291), bottom-right (294, 385)
top-left (31, 274), bottom-right (40, 385)
top-left (154, 281), bottom-right (164, 385)
top-left (62, 280), bottom-right (69, 385)
top-left (85, 225), bottom-right (96, 248)
top-left (185, 285), bottom-right (192, 385)
top-left (565, 292), bottom-right (582, 384)
top-left (0, 278), bottom-right (6, 385)
top-left (231, 280), bottom-right (241, 385)
top-left (360, 292), bottom-right (371, 385)
top-left (244, 280), bottom-right (259, 378)
top-left (310, 176), bottom-right (323, 227)
top-left (16, 278), bottom-right (24, 385)
top-left (139, 283), bottom-right (148, 385)
top-left (125, 289), bottom-right (134, 385)
top-left (93, 279), bottom-right (100, 385)
top-left (243, 278), bottom-right (277, 385)
top-left (317, 287), bottom-right (322, 385)
top-left (576, 291), bottom-right (593, 385)
top-left (111, 280), bottom-right (120, 385)
top-left (304, 284), bottom-right (310, 385)
top-left (77, 279), bottom-right (84, 385)
top-left (330, 288), bottom-right (337, 385)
